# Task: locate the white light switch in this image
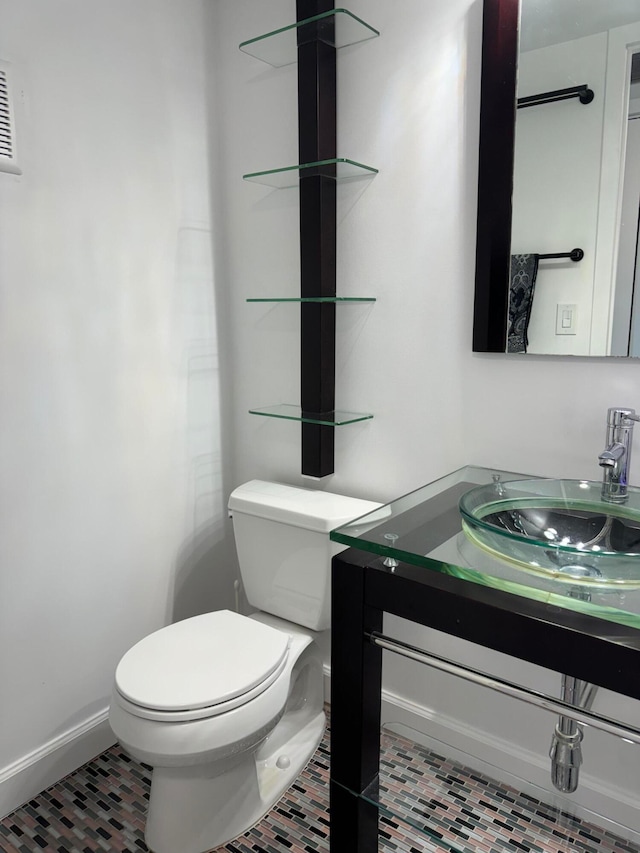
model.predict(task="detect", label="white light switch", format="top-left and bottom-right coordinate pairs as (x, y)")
top-left (556, 303), bottom-right (577, 335)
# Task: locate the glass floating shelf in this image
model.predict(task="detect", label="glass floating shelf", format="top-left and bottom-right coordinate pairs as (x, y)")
top-left (239, 9), bottom-right (379, 68)
top-left (246, 297), bottom-right (376, 303)
top-left (249, 404), bottom-right (373, 426)
top-left (243, 158), bottom-right (378, 189)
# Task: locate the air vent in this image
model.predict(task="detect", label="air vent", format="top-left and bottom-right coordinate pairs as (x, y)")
top-left (0, 61), bottom-right (21, 175)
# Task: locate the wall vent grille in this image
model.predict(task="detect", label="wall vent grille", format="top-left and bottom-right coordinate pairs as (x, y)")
top-left (0, 62), bottom-right (21, 175)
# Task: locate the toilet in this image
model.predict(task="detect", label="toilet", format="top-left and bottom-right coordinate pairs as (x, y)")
top-left (109, 480), bottom-right (380, 853)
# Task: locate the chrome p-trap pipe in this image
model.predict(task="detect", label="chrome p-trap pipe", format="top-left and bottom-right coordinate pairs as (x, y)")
top-left (367, 632), bottom-right (640, 745)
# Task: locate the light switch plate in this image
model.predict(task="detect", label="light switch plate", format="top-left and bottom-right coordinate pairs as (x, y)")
top-left (556, 303), bottom-right (577, 335)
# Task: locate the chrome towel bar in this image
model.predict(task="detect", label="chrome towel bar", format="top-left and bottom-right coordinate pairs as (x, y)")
top-left (367, 632), bottom-right (640, 744)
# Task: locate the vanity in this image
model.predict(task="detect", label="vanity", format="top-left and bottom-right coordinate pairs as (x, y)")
top-left (328, 465), bottom-right (640, 853)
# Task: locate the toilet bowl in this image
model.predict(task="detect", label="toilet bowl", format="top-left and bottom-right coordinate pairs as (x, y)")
top-left (110, 611), bottom-right (324, 853)
top-left (109, 480), bottom-right (381, 853)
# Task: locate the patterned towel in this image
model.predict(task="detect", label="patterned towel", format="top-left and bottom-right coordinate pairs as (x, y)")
top-left (508, 254), bottom-right (539, 353)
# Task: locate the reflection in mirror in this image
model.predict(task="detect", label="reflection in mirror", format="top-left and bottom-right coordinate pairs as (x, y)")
top-left (474, 0), bottom-right (640, 357)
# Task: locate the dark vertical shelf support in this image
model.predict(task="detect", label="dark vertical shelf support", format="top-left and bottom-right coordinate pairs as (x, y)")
top-left (297, 0), bottom-right (337, 477)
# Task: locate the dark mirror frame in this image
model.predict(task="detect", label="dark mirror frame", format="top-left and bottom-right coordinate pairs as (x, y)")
top-left (473, 0), bottom-right (520, 353)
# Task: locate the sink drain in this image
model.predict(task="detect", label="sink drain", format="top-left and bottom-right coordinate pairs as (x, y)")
top-left (557, 564), bottom-right (602, 580)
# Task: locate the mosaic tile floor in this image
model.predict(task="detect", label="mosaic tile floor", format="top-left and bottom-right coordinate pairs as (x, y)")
top-left (0, 718), bottom-right (638, 853)
top-left (379, 728), bottom-right (640, 853)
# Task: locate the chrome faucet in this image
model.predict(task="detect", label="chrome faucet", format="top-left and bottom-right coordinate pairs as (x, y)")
top-left (598, 407), bottom-right (640, 503)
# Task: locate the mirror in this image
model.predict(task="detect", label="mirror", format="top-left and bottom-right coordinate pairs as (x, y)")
top-left (474, 0), bottom-right (640, 356)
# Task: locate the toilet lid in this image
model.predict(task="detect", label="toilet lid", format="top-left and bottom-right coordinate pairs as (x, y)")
top-left (115, 611), bottom-right (290, 712)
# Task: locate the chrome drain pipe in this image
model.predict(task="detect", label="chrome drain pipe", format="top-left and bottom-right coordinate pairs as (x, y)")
top-left (550, 721), bottom-right (583, 793)
top-left (549, 674), bottom-right (588, 793)
top-left (549, 676), bottom-right (598, 793)
top-left (549, 590), bottom-right (599, 793)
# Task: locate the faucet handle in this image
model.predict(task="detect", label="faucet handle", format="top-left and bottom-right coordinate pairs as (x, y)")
top-left (607, 407), bottom-right (640, 426)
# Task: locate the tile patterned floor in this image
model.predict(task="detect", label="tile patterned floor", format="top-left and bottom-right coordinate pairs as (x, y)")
top-left (0, 718), bottom-right (638, 852)
top-left (379, 729), bottom-right (640, 853)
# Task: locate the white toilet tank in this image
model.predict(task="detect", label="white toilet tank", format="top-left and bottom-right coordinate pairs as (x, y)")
top-left (228, 480), bottom-right (381, 631)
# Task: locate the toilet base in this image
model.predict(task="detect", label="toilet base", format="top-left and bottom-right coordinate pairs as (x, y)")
top-left (145, 710), bottom-right (325, 853)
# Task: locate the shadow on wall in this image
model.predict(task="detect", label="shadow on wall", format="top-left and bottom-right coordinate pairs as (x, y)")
top-left (162, 1), bottom-right (243, 631)
top-left (171, 515), bottom-right (239, 623)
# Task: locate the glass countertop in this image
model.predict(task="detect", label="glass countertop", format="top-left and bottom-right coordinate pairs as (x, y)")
top-left (330, 465), bottom-right (640, 631)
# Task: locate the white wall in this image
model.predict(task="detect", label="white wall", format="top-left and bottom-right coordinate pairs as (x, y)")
top-left (513, 34), bottom-right (607, 356)
top-left (0, 0), bottom-right (236, 816)
top-left (612, 114), bottom-right (640, 355)
top-left (514, 22), bottom-right (640, 358)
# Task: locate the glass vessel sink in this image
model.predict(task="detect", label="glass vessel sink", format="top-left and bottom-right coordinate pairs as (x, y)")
top-left (459, 478), bottom-right (640, 587)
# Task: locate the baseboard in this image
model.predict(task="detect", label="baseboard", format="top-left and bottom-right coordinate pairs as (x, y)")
top-left (0, 708), bottom-right (116, 819)
top-left (5, 671), bottom-right (637, 837)
top-left (324, 665), bottom-right (640, 840)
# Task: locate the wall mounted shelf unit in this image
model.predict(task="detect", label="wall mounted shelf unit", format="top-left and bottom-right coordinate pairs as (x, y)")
top-left (239, 8), bottom-right (379, 68)
top-left (248, 405), bottom-right (373, 426)
top-left (247, 297), bottom-right (376, 303)
top-left (241, 1), bottom-right (379, 478)
top-left (243, 157), bottom-right (378, 189)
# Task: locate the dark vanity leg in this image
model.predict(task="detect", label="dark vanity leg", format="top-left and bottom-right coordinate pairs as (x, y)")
top-left (330, 552), bottom-right (383, 853)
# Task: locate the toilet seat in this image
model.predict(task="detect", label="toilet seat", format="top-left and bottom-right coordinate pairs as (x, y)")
top-left (114, 611), bottom-right (291, 722)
